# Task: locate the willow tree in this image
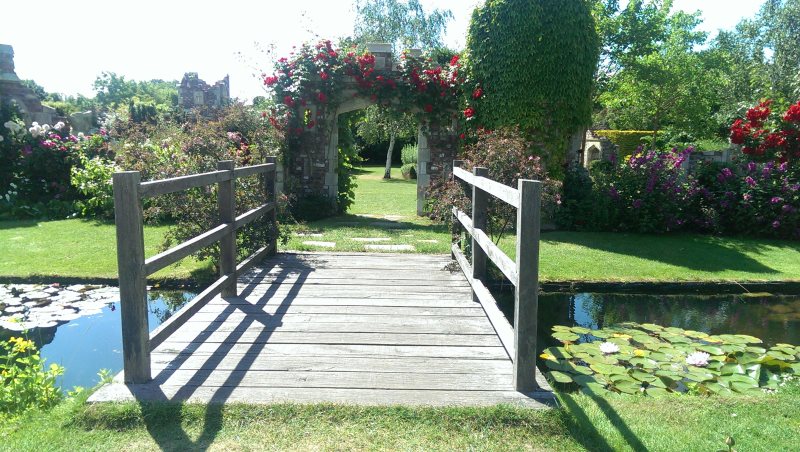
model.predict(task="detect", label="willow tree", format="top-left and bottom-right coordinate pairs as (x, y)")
top-left (466, 0), bottom-right (599, 176)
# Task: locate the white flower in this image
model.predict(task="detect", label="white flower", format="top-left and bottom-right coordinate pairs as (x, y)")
top-left (0, 135), bottom-right (4, 142)
top-left (77, 132), bottom-right (85, 140)
top-left (54, 121), bottom-right (65, 131)
top-left (685, 351), bottom-right (710, 367)
top-left (599, 342), bottom-right (620, 354)
top-left (4, 120), bottom-right (23, 133)
top-left (42, 124), bottom-right (51, 132)
top-left (29, 123), bottom-right (43, 137)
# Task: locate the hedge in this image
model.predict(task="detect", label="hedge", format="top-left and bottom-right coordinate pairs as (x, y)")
top-left (594, 130), bottom-right (657, 158)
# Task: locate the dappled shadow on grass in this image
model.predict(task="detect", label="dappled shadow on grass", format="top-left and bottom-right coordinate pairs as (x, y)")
top-left (0, 219), bottom-right (42, 230)
top-left (304, 213), bottom-right (448, 234)
top-left (542, 231), bottom-right (794, 275)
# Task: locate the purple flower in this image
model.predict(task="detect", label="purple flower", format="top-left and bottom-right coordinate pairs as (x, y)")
top-left (771, 197), bottom-right (783, 204)
top-left (747, 162), bottom-right (757, 172)
top-left (608, 186), bottom-right (620, 200)
top-left (782, 205), bottom-right (796, 214)
top-left (632, 199), bottom-right (643, 209)
top-left (745, 176), bottom-right (756, 187)
top-left (773, 220), bottom-right (781, 229)
top-left (779, 162), bottom-right (788, 172)
top-left (720, 168), bottom-right (733, 179)
top-left (743, 193), bottom-right (752, 201)
top-left (790, 184), bottom-right (800, 192)
top-left (21, 145), bottom-right (32, 156)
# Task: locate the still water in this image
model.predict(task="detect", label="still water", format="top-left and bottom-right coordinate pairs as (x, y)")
top-left (2, 291), bottom-right (193, 391)
top-left (3, 291), bottom-right (799, 390)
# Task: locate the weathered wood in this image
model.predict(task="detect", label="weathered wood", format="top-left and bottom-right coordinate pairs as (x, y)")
top-left (241, 285), bottom-right (473, 296)
top-left (238, 267), bottom-right (466, 281)
top-left (239, 277), bottom-right (468, 287)
top-left (113, 171), bottom-right (150, 383)
top-left (138, 169), bottom-right (230, 198)
top-left (159, 330), bottom-right (500, 347)
top-left (218, 297), bottom-right (478, 308)
top-left (150, 354), bottom-right (510, 373)
top-left (144, 223), bottom-right (231, 276)
top-left (513, 179), bottom-right (541, 392)
top-left (89, 384), bottom-right (554, 407)
top-left (265, 156), bottom-right (278, 254)
top-left (154, 342), bottom-right (509, 360)
top-left (183, 303), bottom-right (484, 317)
top-left (218, 160), bottom-right (237, 297)
top-left (471, 166), bottom-right (489, 284)
top-left (233, 202), bottom-right (276, 230)
top-left (152, 369), bottom-right (514, 391)
top-left (453, 208), bottom-right (518, 284)
top-left (453, 166), bottom-right (519, 208)
top-left (451, 244), bottom-right (515, 360)
top-left (232, 162), bottom-right (276, 179)
top-left (149, 271), bottom-right (236, 350)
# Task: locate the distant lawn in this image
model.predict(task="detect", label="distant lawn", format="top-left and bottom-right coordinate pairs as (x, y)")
top-left (0, 219), bottom-right (210, 282)
top-left (4, 382), bottom-right (798, 451)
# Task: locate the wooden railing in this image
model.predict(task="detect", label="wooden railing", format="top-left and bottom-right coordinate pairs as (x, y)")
top-left (450, 160), bottom-right (541, 392)
top-left (113, 158), bottom-right (277, 384)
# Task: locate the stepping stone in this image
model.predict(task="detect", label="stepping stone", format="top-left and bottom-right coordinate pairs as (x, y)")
top-left (295, 232), bottom-right (323, 237)
top-left (364, 244), bottom-right (415, 252)
top-left (417, 239), bottom-right (439, 244)
top-left (352, 237), bottom-right (391, 242)
top-left (302, 241), bottom-right (336, 248)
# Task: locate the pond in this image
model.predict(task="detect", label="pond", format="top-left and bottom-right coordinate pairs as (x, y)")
top-left (3, 290), bottom-right (799, 390)
top-left (1, 291), bottom-right (193, 392)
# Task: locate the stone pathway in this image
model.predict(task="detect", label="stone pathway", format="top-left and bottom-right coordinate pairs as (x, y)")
top-left (0, 284), bottom-right (119, 331)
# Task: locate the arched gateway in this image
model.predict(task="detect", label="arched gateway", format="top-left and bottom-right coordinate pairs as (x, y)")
top-left (268, 42), bottom-right (461, 215)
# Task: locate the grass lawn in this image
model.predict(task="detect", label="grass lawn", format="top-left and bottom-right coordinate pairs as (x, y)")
top-left (0, 219), bottom-right (210, 283)
top-left (3, 382), bottom-right (798, 451)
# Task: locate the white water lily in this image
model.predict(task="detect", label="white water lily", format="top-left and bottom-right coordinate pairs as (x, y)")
top-left (685, 351), bottom-right (710, 367)
top-left (599, 341), bottom-right (620, 354)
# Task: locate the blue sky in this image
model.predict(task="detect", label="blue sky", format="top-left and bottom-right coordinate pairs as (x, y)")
top-left (0, 0), bottom-right (765, 101)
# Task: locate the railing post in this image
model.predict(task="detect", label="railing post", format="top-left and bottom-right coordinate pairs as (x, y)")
top-left (471, 166), bottom-right (489, 285)
top-left (451, 160), bottom-right (465, 259)
top-left (113, 171), bottom-right (151, 384)
top-left (265, 156), bottom-right (278, 255)
top-left (218, 160), bottom-right (237, 297)
top-left (513, 179), bottom-right (541, 392)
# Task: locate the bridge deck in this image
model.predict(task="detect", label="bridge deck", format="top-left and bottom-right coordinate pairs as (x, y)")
top-left (90, 252), bottom-right (553, 407)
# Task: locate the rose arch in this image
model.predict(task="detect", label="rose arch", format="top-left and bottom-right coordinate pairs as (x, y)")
top-left (263, 41), bottom-right (463, 215)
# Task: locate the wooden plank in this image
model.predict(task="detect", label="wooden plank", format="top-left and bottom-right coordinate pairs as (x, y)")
top-left (471, 166), bottom-right (489, 282)
top-left (89, 384), bottom-right (554, 407)
top-left (238, 278), bottom-right (468, 287)
top-left (160, 330), bottom-right (500, 347)
top-left (233, 202), bottom-right (275, 229)
top-left (149, 272), bottom-right (235, 349)
top-left (238, 268), bottom-right (467, 281)
top-left (180, 312), bottom-right (496, 329)
top-left (150, 354), bottom-right (511, 373)
top-left (452, 244), bottom-right (515, 360)
top-left (218, 160), bottom-right (237, 297)
top-left (189, 303), bottom-right (485, 317)
top-left (453, 208), bottom-right (518, 285)
top-left (453, 166), bottom-right (519, 208)
top-left (265, 156), bottom-right (278, 254)
top-left (213, 297), bottom-right (478, 308)
top-left (113, 171), bottom-right (150, 383)
top-left (153, 342), bottom-right (509, 360)
top-left (168, 320), bottom-right (493, 335)
top-left (239, 286), bottom-right (473, 296)
top-left (144, 223), bottom-right (231, 276)
top-left (514, 179), bottom-right (541, 392)
top-left (233, 162), bottom-right (275, 179)
top-left (138, 169), bottom-right (230, 198)
top-left (151, 369), bottom-right (514, 391)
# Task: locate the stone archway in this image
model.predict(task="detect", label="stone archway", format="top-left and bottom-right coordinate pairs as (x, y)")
top-left (278, 44), bottom-right (460, 216)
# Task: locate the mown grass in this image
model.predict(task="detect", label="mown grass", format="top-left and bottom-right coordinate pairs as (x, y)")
top-left (0, 219), bottom-right (211, 283)
top-left (3, 381), bottom-right (798, 451)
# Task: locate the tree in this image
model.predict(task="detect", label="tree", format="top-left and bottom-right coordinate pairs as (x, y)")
top-left (467, 0), bottom-right (599, 175)
top-left (351, 0), bottom-right (453, 178)
top-left (93, 72), bottom-right (179, 112)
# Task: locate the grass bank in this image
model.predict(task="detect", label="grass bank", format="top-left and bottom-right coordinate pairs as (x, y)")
top-left (3, 382), bottom-right (798, 451)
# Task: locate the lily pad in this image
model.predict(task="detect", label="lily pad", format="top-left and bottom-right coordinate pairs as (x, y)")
top-left (546, 371), bottom-right (574, 384)
top-left (552, 332), bottom-right (580, 343)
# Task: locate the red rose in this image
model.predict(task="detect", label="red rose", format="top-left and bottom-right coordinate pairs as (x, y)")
top-left (472, 88), bottom-right (483, 99)
top-left (424, 104), bottom-right (433, 113)
top-left (320, 72), bottom-right (329, 81)
top-left (317, 92), bottom-right (328, 103)
top-left (283, 96), bottom-right (295, 107)
top-left (784, 102), bottom-right (800, 123)
top-left (264, 75), bottom-right (279, 86)
top-left (450, 55), bottom-right (460, 66)
top-left (307, 120), bottom-right (316, 129)
top-left (463, 107), bottom-right (475, 118)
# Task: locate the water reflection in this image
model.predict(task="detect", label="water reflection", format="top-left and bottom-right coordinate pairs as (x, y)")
top-left (537, 293), bottom-right (800, 351)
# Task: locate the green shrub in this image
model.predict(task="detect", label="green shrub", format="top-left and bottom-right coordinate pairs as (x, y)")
top-left (400, 143), bottom-right (418, 165)
top-left (400, 163), bottom-right (417, 179)
top-left (71, 153), bottom-right (118, 219)
top-left (0, 336), bottom-right (63, 420)
top-left (594, 130), bottom-right (657, 158)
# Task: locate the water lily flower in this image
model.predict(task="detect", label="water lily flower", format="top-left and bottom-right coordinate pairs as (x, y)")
top-left (539, 352), bottom-right (556, 361)
top-left (599, 342), bottom-right (620, 354)
top-left (685, 351), bottom-right (710, 367)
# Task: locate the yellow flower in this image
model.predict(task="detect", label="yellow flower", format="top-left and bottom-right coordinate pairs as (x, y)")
top-left (8, 336), bottom-right (34, 353)
top-left (633, 349), bottom-right (647, 357)
top-left (539, 352), bottom-right (557, 361)
top-left (612, 333), bottom-right (632, 339)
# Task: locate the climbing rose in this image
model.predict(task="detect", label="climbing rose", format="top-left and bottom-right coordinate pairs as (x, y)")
top-left (283, 96), bottom-right (295, 107)
top-left (317, 92), bottom-right (328, 103)
top-left (782, 101), bottom-right (800, 122)
top-left (685, 351), bottom-right (710, 367)
top-left (264, 75), bottom-right (278, 86)
top-left (450, 55), bottom-right (460, 66)
top-left (463, 107), bottom-right (475, 118)
top-left (472, 87), bottom-right (483, 100)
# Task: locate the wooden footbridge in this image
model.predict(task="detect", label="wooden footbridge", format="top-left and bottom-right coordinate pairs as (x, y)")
top-left (89, 160), bottom-right (554, 407)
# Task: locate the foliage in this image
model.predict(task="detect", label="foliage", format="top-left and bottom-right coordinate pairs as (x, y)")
top-left (0, 336), bottom-right (63, 420)
top-left (465, 0), bottom-right (599, 177)
top-left (70, 150), bottom-right (118, 219)
top-left (400, 143), bottom-right (417, 179)
top-left (542, 322), bottom-right (800, 397)
top-left (352, 0), bottom-right (453, 54)
top-left (93, 72), bottom-right (178, 112)
top-left (593, 130), bottom-right (657, 158)
top-left (336, 112), bottom-right (362, 213)
top-left (427, 128), bottom-right (561, 238)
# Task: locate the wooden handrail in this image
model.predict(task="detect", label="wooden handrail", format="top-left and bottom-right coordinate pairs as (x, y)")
top-left (450, 160), bottom-right (541, 393)
top-left (113, 158), bottom-right (278, 384)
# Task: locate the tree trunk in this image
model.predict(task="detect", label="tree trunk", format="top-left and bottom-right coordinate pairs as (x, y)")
top-left (383, 132), bottom-right (396, 179)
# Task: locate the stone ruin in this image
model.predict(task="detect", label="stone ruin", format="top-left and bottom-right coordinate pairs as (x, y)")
top-left (178, 72), bottom-right (230, 110)
top-left (0, 44), bottom-right (95, 133)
